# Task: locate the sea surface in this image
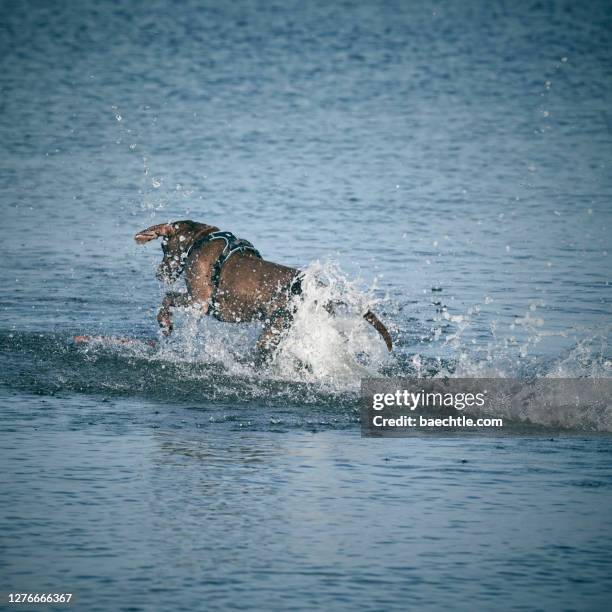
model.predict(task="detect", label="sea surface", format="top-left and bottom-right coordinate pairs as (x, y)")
top-left (1, 0), bottom-right (611, 610)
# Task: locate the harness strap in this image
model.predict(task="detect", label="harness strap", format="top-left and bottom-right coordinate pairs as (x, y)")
top-left (187, 231), bottom-right (262, 317)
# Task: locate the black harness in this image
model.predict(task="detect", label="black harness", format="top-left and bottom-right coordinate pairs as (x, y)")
top-left (186, 231), bottom-right (262, 316)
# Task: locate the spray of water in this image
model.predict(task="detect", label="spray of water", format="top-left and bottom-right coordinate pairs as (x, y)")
top-left (20, 259), bottom-right (607, 429)
top-left (146, 260), bottom-right (394, 393)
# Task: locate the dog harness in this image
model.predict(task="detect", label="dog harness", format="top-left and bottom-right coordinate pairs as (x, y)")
top-left (187, 231), bottom-right (262, 316)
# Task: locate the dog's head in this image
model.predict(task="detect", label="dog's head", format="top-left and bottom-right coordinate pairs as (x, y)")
top-left (135, 220), bottom-right (218, 283)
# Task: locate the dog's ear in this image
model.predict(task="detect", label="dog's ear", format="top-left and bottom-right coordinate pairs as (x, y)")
top-left (134, 223), bottom-right (175, 244)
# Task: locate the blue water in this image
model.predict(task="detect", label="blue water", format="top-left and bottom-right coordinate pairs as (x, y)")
top-left (1, 0), bottom-right (612, 610)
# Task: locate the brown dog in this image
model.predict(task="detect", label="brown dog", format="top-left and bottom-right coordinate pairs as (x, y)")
top-left (135, 220), bottom-right (392, 358)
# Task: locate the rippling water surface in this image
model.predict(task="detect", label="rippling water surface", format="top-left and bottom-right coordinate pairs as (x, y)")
top-left (1, 0), bottom-right (611, 609)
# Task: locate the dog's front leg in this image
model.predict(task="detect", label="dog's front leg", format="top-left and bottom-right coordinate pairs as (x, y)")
top-left (157, 291), bottom-right (192, 336)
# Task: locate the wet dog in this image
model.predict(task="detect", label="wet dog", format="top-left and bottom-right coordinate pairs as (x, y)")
top-left (135, 220), bottom-right (392, 359)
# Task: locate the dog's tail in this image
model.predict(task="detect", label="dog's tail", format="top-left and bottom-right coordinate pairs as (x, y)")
top-left (363, 310), bottom-right (393, 352)
top-left (322, 298), bottom-right (393, 352)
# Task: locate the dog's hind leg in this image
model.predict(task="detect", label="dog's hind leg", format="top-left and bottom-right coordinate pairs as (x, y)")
top-left (254, 276), bottom-right (302, 362)
top-left (255, 308), bottom-right (294, 362)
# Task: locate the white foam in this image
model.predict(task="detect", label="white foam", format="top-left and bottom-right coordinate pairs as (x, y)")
top-left (270, 261), bottom-right (392, 389)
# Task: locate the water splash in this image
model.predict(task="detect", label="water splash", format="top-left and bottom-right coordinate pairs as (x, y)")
top-left (150, 260), bottom-right (394, 393)
top-left (65, 260), bottom-right (612, 394)
top-left (270, 261), bottom-right (393, 388)
top-left (1, 260), bottom-right (609, 429)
